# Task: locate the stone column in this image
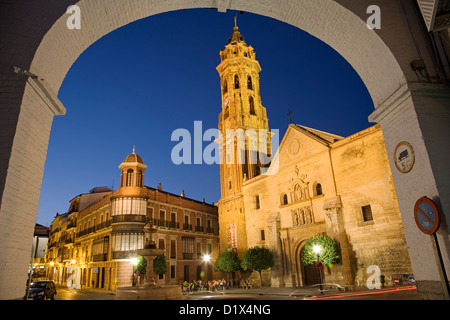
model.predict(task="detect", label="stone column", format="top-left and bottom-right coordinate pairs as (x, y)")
top-left (266, 212), bottom-right (283, 287)
top-left (369, 83), bottom-right (450, 299)
top-left (323, 196), bottom-right (353, 285)
top-left (0, 71), bottom-right (65, 299)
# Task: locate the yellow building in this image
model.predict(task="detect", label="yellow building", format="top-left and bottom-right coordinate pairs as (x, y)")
top-left (45, 150), bottom-right (219, 290)
top-left (217, 20), bottom-right (412, 288)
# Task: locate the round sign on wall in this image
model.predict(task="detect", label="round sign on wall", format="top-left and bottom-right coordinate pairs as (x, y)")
top-left (414, 197), bottom-right (440, 235)
top-left (394, 142), bottom-right (415, 173)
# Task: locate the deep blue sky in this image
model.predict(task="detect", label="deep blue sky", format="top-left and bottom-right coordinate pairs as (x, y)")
top-left (36, 9), bottom-right (373, 227)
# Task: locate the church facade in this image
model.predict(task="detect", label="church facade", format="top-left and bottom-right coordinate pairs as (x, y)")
top-left (217, 21), bottom-right (412, 288)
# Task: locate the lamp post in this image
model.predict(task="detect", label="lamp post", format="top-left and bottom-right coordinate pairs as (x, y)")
top-left (203, 254), bottom-right (211, 281)
top-left (313, 245), bottom-right (323, 294)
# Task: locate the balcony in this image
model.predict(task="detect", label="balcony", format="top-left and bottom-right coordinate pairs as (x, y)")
top-left (112, 251), bottom-right (135, 260)
top-left (183, 253), bottom-right (193, 260)
top-left (183, 224), bottom-right (192, 231)
top-left (76, 220), bottom-right (112, 238)
top-left (93, 253), bottom-right (108, 262)
top-left (154, 219), bottom-right (179, 229)
top-left (111, 215), bottom-right (146, 224)
top-left (206, 227), bottom-right (218, 234)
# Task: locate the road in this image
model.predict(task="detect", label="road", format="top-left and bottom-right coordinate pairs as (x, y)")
top-left (51, 284), bottom-right (418, 301)
top-left (54, 285), bottom-right (116, 300)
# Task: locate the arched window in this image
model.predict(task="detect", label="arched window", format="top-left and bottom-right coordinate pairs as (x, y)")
top-left (234, 75), bottom-right (240, 89)
top-left (223, 80), bottom-right (228, 93)
top-left (136, 170), bottom-right (143, 187)
top-left (315, 183), bottom-right (323, 196)
top-left (126, 169), bottom-right (134, 187)
top-left (247, 76), bottom-right (253, 90)
top-left (249, 96), bottom-right (255, 115)
top-left (281, 193), bottom-right (288, 205)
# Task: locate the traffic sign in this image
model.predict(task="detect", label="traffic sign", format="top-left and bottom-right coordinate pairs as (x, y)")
top-left (315, 261), bottom-right (324, 270)
top-left (414, 197), bottom-right (440, 235)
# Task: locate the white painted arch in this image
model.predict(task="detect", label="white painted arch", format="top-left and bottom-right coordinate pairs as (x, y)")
top-left (2, 0), bottom-right (450, 300)
top-left (30, 0), bottom-right (407, 109)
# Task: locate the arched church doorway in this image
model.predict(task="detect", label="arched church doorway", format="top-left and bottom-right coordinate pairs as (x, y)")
top-left (1, 1), bottom-right (449, 300)
top-left (300, 246), bottom-right (321, 286)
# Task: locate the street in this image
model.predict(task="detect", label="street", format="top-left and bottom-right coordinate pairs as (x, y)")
top-left (51, 284), bottom-right (418, 301)
top-left (54, 285), bottom-right (116, 300)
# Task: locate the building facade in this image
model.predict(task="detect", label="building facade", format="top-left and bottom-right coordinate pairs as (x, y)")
top-left (216, 21), bottom-right (413, 288)
top-left (45, 150), bottom-right (219, 290)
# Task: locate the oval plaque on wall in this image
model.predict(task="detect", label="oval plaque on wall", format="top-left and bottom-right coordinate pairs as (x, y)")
top-left (394, 141), bottom-right (415, 173)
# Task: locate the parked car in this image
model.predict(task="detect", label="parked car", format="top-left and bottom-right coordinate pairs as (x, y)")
top-left (26, 280), bottom-right (57, 300)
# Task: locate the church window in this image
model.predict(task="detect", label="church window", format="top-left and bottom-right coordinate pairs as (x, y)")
top-left (247, 76), bottom-right (253, 90)
top-left (261, 230), bottom-right (265, 241)
top-left (126, 169), bottom-right (134, 186)
top-left (362, 205), bottom-right (373, 222)
top-left (249, 96), bottom-right (256, 115)
top-left (255, 195), bottom-right (260, 210)
top-left (282, 193), bottom-right (288, 205)
top-left (315, 183), bottom-right (322, 196)
top-left (234, 75), bottom-right (240, 89)
top-left (223, 80), bottom-right (228, 93)
top-left (224, 106), bottom-right (229, 119)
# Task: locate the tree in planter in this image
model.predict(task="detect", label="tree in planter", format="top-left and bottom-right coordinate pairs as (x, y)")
top-left (133, 256), bottom-right (147, 285)
top-left (153, 254), bottom-right (167, 281)
top-left (241, 246), bottom-right (274, 288)
top-left (301, 234), bottom-right (341, 267)
top-left (214, 250), bottom-right (241, 286)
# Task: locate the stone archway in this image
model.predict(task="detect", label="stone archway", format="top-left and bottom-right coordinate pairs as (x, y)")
top-left (1, 0), bottom-right (449, 299)
top-left (299, 245), bottom-right (321, 286)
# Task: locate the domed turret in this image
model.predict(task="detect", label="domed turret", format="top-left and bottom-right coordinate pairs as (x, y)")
top-left (119, 146), bottom-right (148, 188)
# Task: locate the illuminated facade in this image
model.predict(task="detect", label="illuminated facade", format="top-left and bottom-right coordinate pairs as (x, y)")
top-left (45, 150), bottom-right (219, 290)
top-left (217, 18), bottom-right (271, 258)
top-left (216, 20), bottom-right (413, 288)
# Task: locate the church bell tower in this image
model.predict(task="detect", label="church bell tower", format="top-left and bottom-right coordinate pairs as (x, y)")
top-left (217, 18), bottom-right (271, 256)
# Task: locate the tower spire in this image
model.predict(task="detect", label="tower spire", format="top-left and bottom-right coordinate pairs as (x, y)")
top-left (132, 145), bottom-right (135, 154)
top-left (227, 16), bottom-right (246, 45)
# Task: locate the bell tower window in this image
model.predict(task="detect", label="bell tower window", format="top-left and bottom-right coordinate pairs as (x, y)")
top-left (249, 96), bottom-right (255, 115)
top-left (234, 75), bottom-right (240, 89)
top-left (136, 170), bottom-right (143, 187)
top-left (247, 76), bottom-right (253, 90)
top-left (223, 80), bottom-right (228, 94)
top-left (126, 169), bottom-right (134, 187)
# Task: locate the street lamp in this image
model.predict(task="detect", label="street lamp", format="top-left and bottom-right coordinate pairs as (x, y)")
top-left (312, 244), bottom-right (323, 294)
top-left (202, 254), bottom-right (211, 281)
